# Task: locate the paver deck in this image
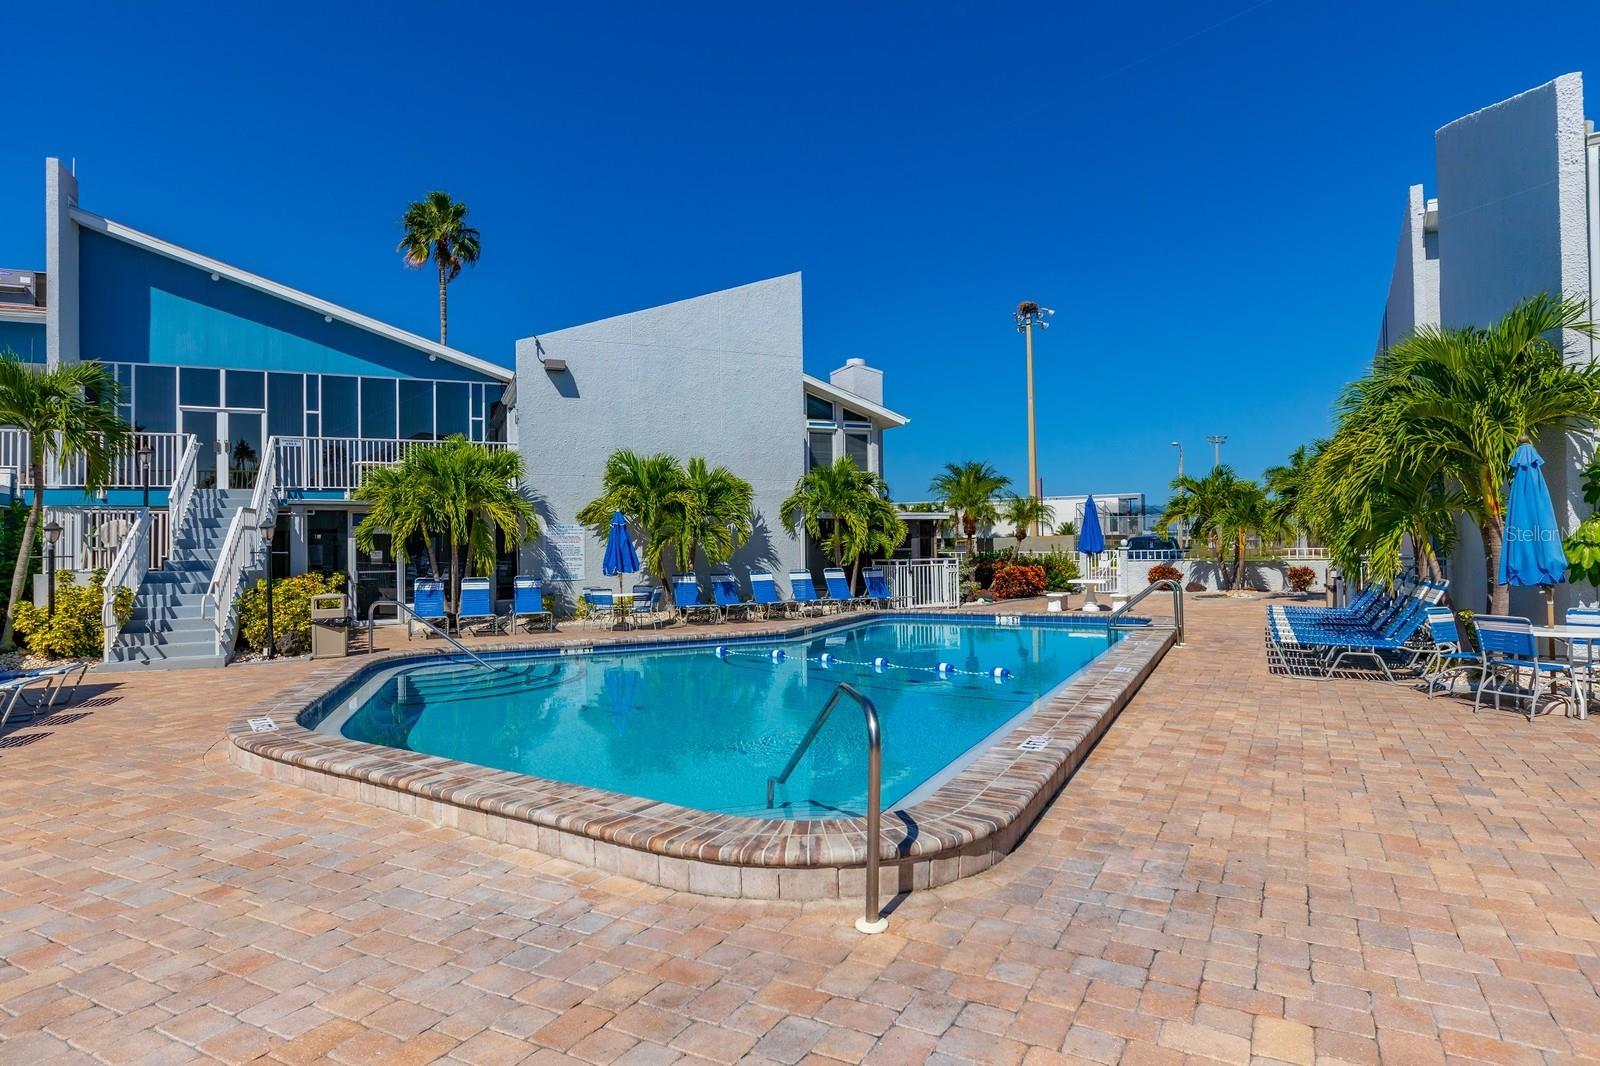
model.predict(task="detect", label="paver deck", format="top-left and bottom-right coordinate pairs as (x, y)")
top-left (3, 595), bottom-right (1599, 1065)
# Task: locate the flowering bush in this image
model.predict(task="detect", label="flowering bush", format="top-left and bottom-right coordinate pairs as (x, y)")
top-left (12, 569), bottom-right (133, 659)
top-left (990, 563), bottom-right (1046, 599)
top-left (1147, 563), bottom-right (1183, 584)
top-left (1285, 565), bottom-right (1316, 593)
top-left (972, 549), bottom-right (1015, 589)
top-left (1038, 551), bottom-right (1080, 591)
top-left (238, 570), bottom-right (347, 654)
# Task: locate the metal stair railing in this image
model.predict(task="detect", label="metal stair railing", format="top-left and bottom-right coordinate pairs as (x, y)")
top-left (167, 434), bottom-right (201, 533)
top-left (101, 509), bottom-right (151, 661)
top-left (1108, 578), bottom-right (1184, 646)
top-left (766, 682), bottom-right (888, 934)
top-left (203, 439), bottom-right (282, 659)
top-left (364, 600), bottom-right (497, 672)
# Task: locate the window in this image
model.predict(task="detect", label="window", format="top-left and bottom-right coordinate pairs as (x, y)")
top-left (470, 384), bottom-right (485, 441)
top-left (224, 370), bottom-right (265, 409)
top-left (808, 429), bottom-right (833, 471)
top-left (845, 429), bottom-right (870, 471)
top-left (360, 377), bottom-right (398, 439)
top-left (320, 376), bottom-right (358, 436)
top-left (179, 367), bottom-right (219, 407)
top-left (133, 366), bottom-right (177, 432)
top-left (398, 380), bottom-right (434, 439)
top-left (268, 374), bottom-right (304, 437)
top-left (806, 393), bottom-right (834, 421)
top-left (436, 382), bottom-right (468, 438)
top-left (842, 408), bottom-right (870, 425)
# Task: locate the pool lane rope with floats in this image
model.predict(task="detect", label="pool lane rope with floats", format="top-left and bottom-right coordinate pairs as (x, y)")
top-left (712, 645), bottom-right (1012, 681)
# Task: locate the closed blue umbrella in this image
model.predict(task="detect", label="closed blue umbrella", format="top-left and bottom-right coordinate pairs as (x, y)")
top-left (602, 511), bottom-right (640, 595)
top-left (1498, 442), bottom-right (1566, 625)
top-left (1077, 496), bottom-right (1106, 556)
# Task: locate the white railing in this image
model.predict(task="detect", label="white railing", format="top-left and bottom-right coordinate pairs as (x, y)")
top-left (49, 507), bottom-right (172, 571)
top-left (275, 436), bottom-right (511, 493)
top-left (0, 428), bottom-right (25, 478)
top-left (54, 431), bottom-right (188, 489)
top-left (878, 558), bottom-right (960, 608)
top-left (168, 434), bottom-right (201, 534)
top-left (101, 508), bottom-right (151, 660)
top-left (205, 438), bottom-right (281, 658)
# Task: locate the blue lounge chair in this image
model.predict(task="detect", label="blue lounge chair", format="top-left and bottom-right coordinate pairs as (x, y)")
top-left (788, 569), bottom-right (828, 616)
top-left (823, 567), bottom-right (870, 611)
top-left (1265, 587), bottom-right (1440, 680)
top-left (456, 578), bottom-right (497, 634)
top-left (710, 574), bottom-right (755, 621)
top-left (750, 572), bottom-right (793, 618)
top-left (408, 579), bottom-right (448, 638)
top-left (1473, 615), bottom-right (1572, 720)
top-left (1420, 606), bottom-right (1478, 698)
top-left (510, 577), bottom-right (554, 632)
top-left (862, 567), bottom-right (899, 609)
top-left (628, 583), bottom-right (663, 628)
top-left (673, 575), bottom-right (720, 624)
top-left (0, 663), bottom-right (91, 729)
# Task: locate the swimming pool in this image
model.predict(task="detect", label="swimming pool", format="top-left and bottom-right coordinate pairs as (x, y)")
top-left (306, 616), bottom-right (1117, 820)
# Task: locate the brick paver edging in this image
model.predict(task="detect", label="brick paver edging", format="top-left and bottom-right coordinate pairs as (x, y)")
top-left (228, 615), bottom-right (1175, 899)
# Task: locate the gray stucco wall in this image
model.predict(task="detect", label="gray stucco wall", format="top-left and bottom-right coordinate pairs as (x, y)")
top-left (1377, 184), bottom-right (1439, 352)
top-left (44, 158), bottom-right (78, 367)
top-left (1433, 73), bottom-right (1596, 613)
top-left (513, 274), bottom-right (807, 601)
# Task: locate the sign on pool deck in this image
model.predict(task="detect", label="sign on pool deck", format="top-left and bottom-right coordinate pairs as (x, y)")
top-left (543, 524), bottom-right (586, 581)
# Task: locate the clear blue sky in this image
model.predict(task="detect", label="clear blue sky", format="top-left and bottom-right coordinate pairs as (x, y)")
top-left (5, 1), bottom-right (1600, 505)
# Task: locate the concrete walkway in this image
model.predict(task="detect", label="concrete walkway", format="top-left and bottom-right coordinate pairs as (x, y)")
top-left (1, 597), bottom-right (1598, 1064)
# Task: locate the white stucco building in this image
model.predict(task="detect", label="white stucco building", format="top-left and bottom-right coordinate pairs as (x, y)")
top-left (1376, 72), bottom-right (1600, 614)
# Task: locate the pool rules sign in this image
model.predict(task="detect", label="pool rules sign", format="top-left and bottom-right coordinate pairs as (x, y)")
top-left (543, 524), bottom-right (586, 582)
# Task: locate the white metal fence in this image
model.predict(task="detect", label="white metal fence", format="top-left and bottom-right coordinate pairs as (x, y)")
top-left (47, 507), bottom-right (173, 571)
top-left (877, 558), bottom-right (960, 608)
top-left (275, 436), bottom-right (512, 492)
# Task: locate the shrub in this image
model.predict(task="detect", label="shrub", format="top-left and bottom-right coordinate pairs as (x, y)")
top-left (238, 570), bottom-right (347, 655)
top-left (1037, 551), bottom-right (1081, 591)
top-left (990, 563), bottom-right (1046, 599)
top-left (12, 569), bottom-right (132, 659)
top-left (972, 549), bottom-right (1015, 589)
top-left (1184, 580), bottom-right (1205, 593)
top-left (1285, 565), bottom-right (1316, 593)
top-left (0, 500), bottom-right (37, 615)
top-left (1147, 562), bottom-right (1183, 584)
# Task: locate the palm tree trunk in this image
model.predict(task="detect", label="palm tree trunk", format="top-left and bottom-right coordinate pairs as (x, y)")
top-left (448, 538), bottom-right (462, 616)
top-left (0, 460), bottom-right (46, 650)
top-left (1233, 532), bottom-right (1246, 590)
top-left (438, 263), bottom-right (449, 346)
top-left (1483, 521), bottom-right (1508, 614)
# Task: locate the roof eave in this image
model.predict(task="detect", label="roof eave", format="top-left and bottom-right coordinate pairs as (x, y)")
top-left (802, 373), bottom-right (909, 428)
top-left (68, 208), bottom-right (512, 383)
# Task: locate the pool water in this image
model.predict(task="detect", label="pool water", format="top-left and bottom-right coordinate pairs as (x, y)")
top-left (312, 617), bottom-right (1115, 819)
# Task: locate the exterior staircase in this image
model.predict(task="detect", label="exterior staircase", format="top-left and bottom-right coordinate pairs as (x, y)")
top-left (103, 489), bottom-right (253, 670)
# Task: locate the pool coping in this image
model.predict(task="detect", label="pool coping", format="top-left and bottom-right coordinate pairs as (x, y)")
top-left (228, 611), bottom-right (1176, 899)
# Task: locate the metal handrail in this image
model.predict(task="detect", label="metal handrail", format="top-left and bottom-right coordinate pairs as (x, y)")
top-left (365, 599), bottom-right (498, 672)
top-left (767, 682), bottom-right (887, 934)
top-left (1109, 578), bottom-right (1184, 647)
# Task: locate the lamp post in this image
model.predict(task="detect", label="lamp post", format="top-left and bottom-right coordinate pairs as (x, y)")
top-left (136, 443), bottom-right (154, 510)
top-left (1206, 434), bottom-right (1228, 469)
top-left (43, 518), bottom-right (62, 616)
top-left (260, 516), bottom-right (277, 659)
top-left (1169, 441), bottom-right (1185, 550)
top-left (1014, 300), bottom-right (1055, 536)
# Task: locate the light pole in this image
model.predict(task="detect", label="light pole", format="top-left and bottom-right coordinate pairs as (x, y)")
top-left (1206, 434), bottom-right (1228, 469)
top-left (1169, 442), bottom-right (1185, 549)
top-left (136, 443), bottom-right (153, 511)
top-left (260, 516), bottom-right (277, 659)
top-left (1014, 300), bottom-right (1055, 536)
top-left (43, 518), bottom-right (61, 616)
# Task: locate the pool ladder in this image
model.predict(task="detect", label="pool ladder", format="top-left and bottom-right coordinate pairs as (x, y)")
top-left (767, 682), bottom-right (888, 934)
top-left (364, 600), bottom-right (499, 672)
top-left (1108, 578), bottom-right (1185, 647)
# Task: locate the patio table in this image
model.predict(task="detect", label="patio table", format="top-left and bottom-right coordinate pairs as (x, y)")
top-left (1531, 624), bottom-right (1599, 720)
top-left (1073, 578), bottom-right (1111, 612)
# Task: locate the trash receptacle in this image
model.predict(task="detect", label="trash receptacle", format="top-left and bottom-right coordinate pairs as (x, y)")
top-left (310, 593), bottom-right (351, 659)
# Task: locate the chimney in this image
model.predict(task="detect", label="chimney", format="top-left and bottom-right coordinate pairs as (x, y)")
top-left (829, 357), bottom-right (882, 406)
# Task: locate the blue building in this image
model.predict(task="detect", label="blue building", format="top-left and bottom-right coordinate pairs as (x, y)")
top-left (11, 159), bottom-right (513, 666)
top-left (5, 158), bottom-right (918, 668)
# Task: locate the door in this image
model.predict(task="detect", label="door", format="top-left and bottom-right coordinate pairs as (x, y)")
top-left (180, 410), bottom-right (264, 490)
top-left (354, 525), bottom-right (398, 620)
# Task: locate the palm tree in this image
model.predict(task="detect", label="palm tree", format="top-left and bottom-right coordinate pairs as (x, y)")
top-left (1264, 442), bottom-right (1322, 541)
top-left (576, 451), bottom-right (687, 590)
top-left (1157, 466), bottom-right (1241, 570)
top-left (1330, 292), bottom-right (1600, 612)
top-left (929, 461), bottom-right (1010, 554)
top-left (1213, 480), bottom-right (1285, 591)
top-left (397, 191), bottom-right (481, 345)
top-left (1000, 494), bottom-right (1055, 547)
top-left (663, 457), bottom-right (755, 573)
top-left (0, 355), bottom-right (130, 649)
top-left (354, 437), bottom-right (536, 614)
top-left (781, 457), bottom-right (905, 586)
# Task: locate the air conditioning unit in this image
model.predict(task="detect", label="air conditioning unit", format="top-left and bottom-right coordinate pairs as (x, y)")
top-left (0, 270), bottom-right (38, 306)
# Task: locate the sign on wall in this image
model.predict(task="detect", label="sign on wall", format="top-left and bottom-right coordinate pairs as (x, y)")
top-left (544, 523), bottom-right (586, 581)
